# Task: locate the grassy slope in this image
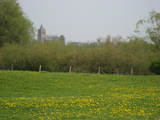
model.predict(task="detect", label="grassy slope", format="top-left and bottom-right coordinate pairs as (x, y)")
top-left (0, 70), bottom-right (160, 120)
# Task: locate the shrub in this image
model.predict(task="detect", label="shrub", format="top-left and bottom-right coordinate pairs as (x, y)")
top-left (149, 58), bottom-right (160, 75)
top-left (102, 66), bottom-right (111, 74)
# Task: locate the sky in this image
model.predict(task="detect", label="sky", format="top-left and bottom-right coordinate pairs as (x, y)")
top-left (17, 0), bottom-right (160, 43)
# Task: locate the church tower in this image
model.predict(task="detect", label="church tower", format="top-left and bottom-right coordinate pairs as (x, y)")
top-left (37, 24), bottom-right (46, 42)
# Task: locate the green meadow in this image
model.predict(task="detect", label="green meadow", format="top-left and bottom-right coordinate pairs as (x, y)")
top-left (0, 71), bottom-right (160, 120)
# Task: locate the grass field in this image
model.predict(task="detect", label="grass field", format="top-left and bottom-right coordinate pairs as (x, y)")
top-left (0, 70), bottom-right (160, 120)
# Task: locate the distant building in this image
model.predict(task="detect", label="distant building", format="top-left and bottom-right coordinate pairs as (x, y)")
top-left (37, 24), bottom-right (59, 42)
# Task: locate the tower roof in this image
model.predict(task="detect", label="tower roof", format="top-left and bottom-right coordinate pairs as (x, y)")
top-left (39, 24), bottom-right (45, 30)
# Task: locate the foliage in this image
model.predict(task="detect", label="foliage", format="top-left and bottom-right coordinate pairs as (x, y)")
top-left (0, 71), bottom-right (160, 119)
top-left (149, 58), bottom-right (160, 75)
top-left (0, 35), bottom-right (159, 75)
top-left (135, 10), bottom-right (160, 50)
top-left (101, 66), bottom-right (111, 74)
top-left (59, 35), bottom-right (65, 45)
top-left (0, 0), bottom-right (35, 47)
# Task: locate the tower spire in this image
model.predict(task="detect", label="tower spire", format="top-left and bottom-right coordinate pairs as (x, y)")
top-left (38, 24), bottom-right (46, 42)
top-left (39, 24), bottom-right (44, 30)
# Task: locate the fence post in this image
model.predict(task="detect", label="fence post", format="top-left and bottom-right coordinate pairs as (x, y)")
top-left (98, 67), bottom-right (100, 74)
top-left (39, 65), bottom-right (41, 72)
top-left (117, 68), bottom-right (119, 75)
top-left (69, 66), bottom-right (71, 73)
top-left (11, 64), bottom-right (13, 70)
top-left (131, 68), bottom-right (133, 76)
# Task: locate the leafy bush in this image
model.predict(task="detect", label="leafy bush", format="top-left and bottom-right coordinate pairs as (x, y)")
top-left (149, 58), bottom-right (160, 75)
top-left (0, 38), bottom-right (159, 75)
top-left (102, 66), bottom-right (111, 74)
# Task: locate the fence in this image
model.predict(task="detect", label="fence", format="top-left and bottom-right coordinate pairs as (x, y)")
top-left (0, 64), bottom-right (134, 75)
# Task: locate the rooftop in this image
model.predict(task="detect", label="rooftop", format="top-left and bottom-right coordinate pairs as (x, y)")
top-left (46, 35), bottom-right (59, 40)
top-left (39, 24), bottom-right (45, 30)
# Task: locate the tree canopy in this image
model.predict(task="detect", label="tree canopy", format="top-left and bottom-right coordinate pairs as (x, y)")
top-left (59, 35), bottom-right (65, 45)
top-left (135, 10), bottom-right (160, 50)
top-left (0, 0), bottom-right (35, 47)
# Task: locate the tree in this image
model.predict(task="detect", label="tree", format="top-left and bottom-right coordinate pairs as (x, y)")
top-left (135, 10), bottom-right (160, 50)
top-left (149, 58), bottom-right (160, 75)
top-left (97, 37), bottom-right (103, 45)
top-left (0, 0), bottom-right (35, 47)
top-left (59, 35), bottom-right (65, 45)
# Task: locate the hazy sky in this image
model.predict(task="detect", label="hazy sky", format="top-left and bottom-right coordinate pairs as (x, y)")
top-left (17, 0), bottom-right (160, 43)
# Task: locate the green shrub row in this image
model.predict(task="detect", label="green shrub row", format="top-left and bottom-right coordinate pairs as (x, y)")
top-left (0, 39), bottom-right (159, 75)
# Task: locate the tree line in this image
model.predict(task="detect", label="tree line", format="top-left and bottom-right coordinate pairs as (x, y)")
top-left (0, 37), bottom-right (159, 75)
